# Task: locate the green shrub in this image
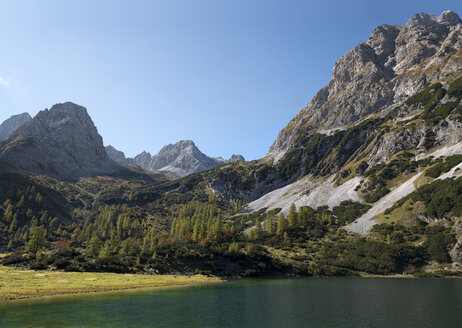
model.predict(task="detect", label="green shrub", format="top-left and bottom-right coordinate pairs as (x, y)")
top-left (425, 155), bottom-right (462, 178)
top-left (423, 225), bottom-right (455, 263)
top-left (406, 83), bottom-right (444, 108)
top-left (410, 177), bottom-right (462, 218)
top-left (332, 201), bottom-right (371, 225)
top-left (447, 75), bottom-right (462, 98)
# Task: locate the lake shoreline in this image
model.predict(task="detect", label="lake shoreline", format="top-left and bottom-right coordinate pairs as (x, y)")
top-left (1, 281), bottom-right (225, 305)
top-left (0, 265), bottom-right (223, 303)
top-left (2, 264), bottom-right (461, 303)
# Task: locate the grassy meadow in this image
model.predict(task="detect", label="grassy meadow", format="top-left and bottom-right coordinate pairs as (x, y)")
top-left (0, 265), bottom-right (221, 301)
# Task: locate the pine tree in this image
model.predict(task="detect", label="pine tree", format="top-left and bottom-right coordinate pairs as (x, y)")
top-left (287, 204), bottom-right (297, 227)
top-left (248, 228), bottom-right (255, 241)
top-left (277, 213), bottom-right (287, 235)
top-left (87, 235), bottom-right (103, 256)
top-left (17, 195), bottom-right (25, 208)
top-left (254, 218), bottom-right (262, 239)
top-left (4, 203), bottom-right (13, 222)
top-left (99, 241), bottom-right (112, 259)
top-left (3, 199), bottom-right (11, 208)
top-left (26, 226), bottom-right (47, 254)
top-left (8, 213), bottom-right (18, 233)
top-left (35, 192), bottom-right (42, 204)
top-left (192, 219), bottom-right (200, 242)
top-left (265, 213), bottom-right (273, 234)
top-left (228, 242), bottom-right (239, 253)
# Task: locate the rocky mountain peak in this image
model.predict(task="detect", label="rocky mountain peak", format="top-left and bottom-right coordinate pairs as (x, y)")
top-left (106, 145), bottom-right (127, 163)
top-left (148, 140), bottom-right (213, 176)
top-left (267, 10), bottom-right (462, 162)
top-left (176, 140), bottom-right (196, 147)
top-left (106, 140), bottom-right (245, 177)
top-left (0, 112), bottom-right (32, 141)
top-left (0, 102), bottom-right (120, 178)
top-left (10, 102), bottom-right (108, 160)
top-left (406, 10), bottom-right (461, 27)
top-left (229, 154), bottom-right (245, 162)
top-left (157, 140), bottom-right (201, 157)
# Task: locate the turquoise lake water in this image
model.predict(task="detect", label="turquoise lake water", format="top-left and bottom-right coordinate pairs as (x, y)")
top-left (1, 278), bottom-right (461, 327)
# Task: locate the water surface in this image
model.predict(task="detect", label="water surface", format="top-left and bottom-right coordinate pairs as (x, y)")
top-left (1, 278), bottom-right (461, 327)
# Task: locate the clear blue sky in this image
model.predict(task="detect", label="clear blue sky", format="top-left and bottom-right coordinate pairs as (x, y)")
top-left (1, 1), bottom-right (461, 160)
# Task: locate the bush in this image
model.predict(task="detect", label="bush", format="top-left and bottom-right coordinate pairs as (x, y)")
top-left (410, 177), bottom-right (462, 218)
top-left (425, 155), bottom-right (462, 178)
top-left (423, 225), bottom-right (456, 263)
top-left (447, 75), bottom-right (462, 98)
top-left (332, 201), bottom-right (371, 225)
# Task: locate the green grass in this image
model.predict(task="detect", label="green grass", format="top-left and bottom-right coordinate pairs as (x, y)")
top-left (0, 265), bottom-right (221, 301)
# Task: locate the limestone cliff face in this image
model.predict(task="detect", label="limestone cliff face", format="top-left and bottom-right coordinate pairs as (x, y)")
top-left (146, 140), bottom-right (216, 176)
top-left (105, 145), bottom-right (127, 163)
top-left (268, 10), bottom-right (462, 162)
top-left (0, 113), bottom-right (32, 141)
top-left (0, 102), bottom-right (121, 179)
top-left (132, 151), bottom-right (152, 168)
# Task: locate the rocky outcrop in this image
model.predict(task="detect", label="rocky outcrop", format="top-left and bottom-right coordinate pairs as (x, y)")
top-left (147, 140), bottom-right (213, 176)
top-left (132, 151), bottom-right (152, 168)
top-left (227, 154), bottom-right (245, 162)
top-left (105, 145), bottom-right (128, 163)
top-left (106, 141), bottom-right (245, 177)
top-left (0, 102), bottom-right (122, 179)
top-left (268, 10), bottom-right (462, 162)
top-left (0, 113), bottom-right (32, 141)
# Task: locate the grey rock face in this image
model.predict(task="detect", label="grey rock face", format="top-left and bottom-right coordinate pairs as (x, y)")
top-left (147, 140), bottom-right (246, 176)
top-left (268, 10), bottom-right (462, 162)
top-left (132, 151), bottom-right (152, 168)
top-left (406, 10), bottom-right (462, 27)
top-left (228, 154), bottom-right (245, 162)
top-left (106, 141), bottom-right (245, 177)
top-left (0, 102), bottom-right (121, 179)
top-left (0, 113), bottom-right (32, 141)
top-left (147, 140), bottom-right (216, 176)
top-left (105, 145), bottom-right (127, 163)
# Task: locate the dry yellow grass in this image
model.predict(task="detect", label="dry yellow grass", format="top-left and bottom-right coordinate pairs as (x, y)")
top-left (0, 265), bottom-right (222, 301)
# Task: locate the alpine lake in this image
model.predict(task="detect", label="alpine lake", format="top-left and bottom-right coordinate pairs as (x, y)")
top-left (1, 277), bottom-right (461, 327)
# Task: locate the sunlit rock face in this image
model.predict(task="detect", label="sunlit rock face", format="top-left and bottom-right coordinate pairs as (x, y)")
top-left (0, 113), bottom-right (32, 141)
top-left (0, 102), bottom-right (121, 178)
top-left (106, 140), bottom-right (245, 177)
top-left (268, 11), bottom-right (462, 162)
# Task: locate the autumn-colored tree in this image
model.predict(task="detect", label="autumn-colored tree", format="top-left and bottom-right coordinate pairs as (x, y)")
top-left (287, 204), bottom-right (298, 227)
top-left (277, 213), bottom-right (287, 235)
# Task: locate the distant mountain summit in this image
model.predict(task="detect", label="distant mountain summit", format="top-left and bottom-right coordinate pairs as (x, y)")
top-left (105, 145), bottom-right (127, 163)
top-left (228, 154), bottom-right (245, 162)
top-left (0, 102), bottom-right (121, 179)
top-left (106, 140), bottom-right (245, 176)
top-left (0, 113), bottom-right (32, 141)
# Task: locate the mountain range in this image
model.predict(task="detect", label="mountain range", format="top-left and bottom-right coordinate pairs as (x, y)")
top-left (0, 106), bottom-right (244, 179)
top-left (1, 10), bottom-right (461, 277)
top-left (106, 142), bottom-right (244, 177)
